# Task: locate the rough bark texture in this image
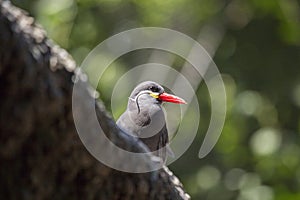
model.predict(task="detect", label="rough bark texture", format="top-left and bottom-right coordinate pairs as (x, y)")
top-left (0, 1), bottom-right (190, 200)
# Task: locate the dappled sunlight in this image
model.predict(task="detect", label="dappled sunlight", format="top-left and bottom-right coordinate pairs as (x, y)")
top-left (196, 165), bottom-right (221, 190)
top-left (34, 0), bottom-right (77, 47)
top-left (235, 91), bottom-right (278, 126)
top-left (224, 168), bottom-right (246, 191)
top-left (238, 185), bottom-right (274, 200)
top-left (250, 127), bottom-right (281, 156)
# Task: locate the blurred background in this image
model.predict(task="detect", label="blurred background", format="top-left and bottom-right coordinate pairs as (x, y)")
top-left (12, 0), bottom-right (300, 199)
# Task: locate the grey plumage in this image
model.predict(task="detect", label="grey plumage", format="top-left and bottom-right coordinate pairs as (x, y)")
top-left (116, 81), bottom-right (170, 160)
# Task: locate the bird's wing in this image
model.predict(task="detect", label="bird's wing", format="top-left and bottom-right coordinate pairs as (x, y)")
top-left (157, 124), bottom-right (175, 162)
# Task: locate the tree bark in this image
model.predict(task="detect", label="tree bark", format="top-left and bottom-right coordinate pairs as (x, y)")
top-left (0, 1), bottom-right (190, 199)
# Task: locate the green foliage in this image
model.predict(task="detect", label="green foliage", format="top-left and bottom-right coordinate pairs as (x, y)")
top-left (12, 0), bottom-right (300, 199)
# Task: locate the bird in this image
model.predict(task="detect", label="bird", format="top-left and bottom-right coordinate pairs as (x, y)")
top-left (116, 81), bottom-right (186, 161)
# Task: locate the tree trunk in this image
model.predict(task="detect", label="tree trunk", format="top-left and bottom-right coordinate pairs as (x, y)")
top-left (0, 1), bottom-right (190, 199)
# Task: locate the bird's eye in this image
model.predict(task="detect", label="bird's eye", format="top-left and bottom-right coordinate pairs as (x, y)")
top-left (149, 86), bottom-right (159, 93)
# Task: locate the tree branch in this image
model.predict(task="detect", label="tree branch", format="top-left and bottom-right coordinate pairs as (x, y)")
top-left (0, 1), bottom-right (190, 199)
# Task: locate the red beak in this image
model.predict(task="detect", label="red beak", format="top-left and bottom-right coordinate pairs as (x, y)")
top-left (159, 92), bottom-right (187, 104)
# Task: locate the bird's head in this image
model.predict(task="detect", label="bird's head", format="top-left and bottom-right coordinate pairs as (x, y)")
top-left (128, 81), bottom-right (186, 109)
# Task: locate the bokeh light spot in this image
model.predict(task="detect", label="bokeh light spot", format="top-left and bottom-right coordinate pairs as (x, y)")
top-left (224, 168), bottom-right (245, 191)
top-left (196, 165), bottom-right (221, 190)
top-left (250, 127), bottom-right (281, 156)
